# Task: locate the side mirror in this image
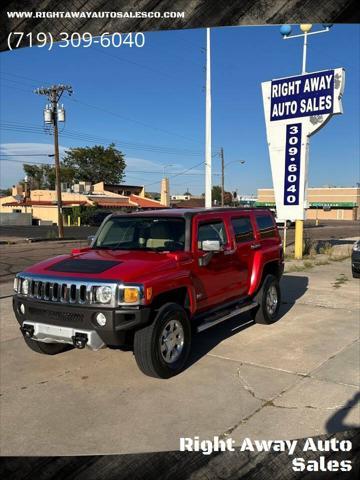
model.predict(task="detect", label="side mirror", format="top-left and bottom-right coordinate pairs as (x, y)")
top-left (202, 240), bottom-right (221, 252)
top-left (87, 235), bottom-right (95, 246)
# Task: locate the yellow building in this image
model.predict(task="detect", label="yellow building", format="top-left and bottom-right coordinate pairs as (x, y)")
top-left (0, 186), bottom-right (91, 224)
top-left (0, 183), bottom-right (164, 225)
top-left (257, 187), bottom-right (360, 220)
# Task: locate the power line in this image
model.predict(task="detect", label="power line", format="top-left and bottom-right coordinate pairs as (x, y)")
top-left (144, 160), bottom-right (205, 187)
top-left (0, 122), bottom-right (203, 156)
top-left (67, 97), bottom-right (201, 145)
top-left (0, 154), bottom-right (53, 157)
top-left (0, 158), bottom-right (215, 175)
top-left (1, 72), bottom-right (204, 146)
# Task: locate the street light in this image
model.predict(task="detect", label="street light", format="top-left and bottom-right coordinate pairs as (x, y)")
top-left (163, 163), bottom-right (175, 177)
top-left (220, 148), bottom-right (246, 206)
top-left (225, 160), bottom-right (245, 168)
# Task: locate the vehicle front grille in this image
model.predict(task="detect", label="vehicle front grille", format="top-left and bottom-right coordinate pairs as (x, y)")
top-left (27, 278), bottom-right (89, 304)
top-left (14, 275), bottom-right (118, 307)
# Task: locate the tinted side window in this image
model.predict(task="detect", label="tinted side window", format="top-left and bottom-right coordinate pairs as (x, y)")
top-left (197, 221), bottom-right (227, 249)
top-left (255, 214), bottom-right (276, 239)
top-left (231, 217), bottom-right (254, 243)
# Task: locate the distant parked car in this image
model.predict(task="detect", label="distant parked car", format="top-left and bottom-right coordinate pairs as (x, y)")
top-left (351, 240), bottom-right (360, 278)
top-left (87, 210), bottom-right (113, 226)
top-left (270, 209), bottom-right (294, 228)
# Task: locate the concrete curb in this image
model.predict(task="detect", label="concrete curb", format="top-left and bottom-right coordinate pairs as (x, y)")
top-left (0, 237), bottom-right (80, 245)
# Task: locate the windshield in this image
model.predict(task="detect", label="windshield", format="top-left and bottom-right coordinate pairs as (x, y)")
top-left (93, 216), bottom-right (186, 251)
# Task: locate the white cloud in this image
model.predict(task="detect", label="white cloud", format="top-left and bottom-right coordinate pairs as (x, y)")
top-left (0, 143), bottom-right (68, 189)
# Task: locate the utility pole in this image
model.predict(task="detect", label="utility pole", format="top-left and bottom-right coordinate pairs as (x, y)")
top-left (34, 84), bottom-right (72, 238)
top-left (220, 147), bottom-right (225, 207)
top-left (205, 28), bottom-right (212, 208)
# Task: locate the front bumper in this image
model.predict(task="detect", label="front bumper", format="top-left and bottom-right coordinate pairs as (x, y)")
top-left (13, 295), bottom-right (151, 348)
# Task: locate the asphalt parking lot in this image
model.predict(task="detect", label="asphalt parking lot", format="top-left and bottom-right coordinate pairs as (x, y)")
top-left (0, 254), bottom-right (359, 456)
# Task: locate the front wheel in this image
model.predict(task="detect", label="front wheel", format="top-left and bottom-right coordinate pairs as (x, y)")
top-left (251, 274), bottom-right (281, 324)
top-left (133, 303), bottom-right (191, 378)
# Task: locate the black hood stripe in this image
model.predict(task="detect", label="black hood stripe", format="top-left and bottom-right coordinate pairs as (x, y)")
top-left (48, 259), bottom-right (121, 274)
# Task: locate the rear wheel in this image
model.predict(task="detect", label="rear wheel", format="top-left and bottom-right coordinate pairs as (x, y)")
top-left (23, 336), bottom-right (71, 355)
top-left (251, 274), bottom-right (281, 324)
top-left (133, 302), bottom-right (191, 378)
top-left (352, 270), bottom-right (360, 279)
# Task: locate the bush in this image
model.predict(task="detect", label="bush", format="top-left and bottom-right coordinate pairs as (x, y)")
top-left (318, 241), bottom-right (333, 255)
top-left (63, 205), bottom-right (97, 226)
top-left (303, 236), bottom-right (316, 256)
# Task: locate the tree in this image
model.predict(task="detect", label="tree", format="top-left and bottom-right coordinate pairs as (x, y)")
top-left (0, 188), bottom-right (12, 196)
top-left (46, 166), bottom-right (77, 189)
top-left (23, 164), bottom-right (75, 190)
top-left (212, 185), bottom-right (222, 203)
top-left (23, 164), bottom-right (48, 189)
top-left (63, 143), bottom-right (126, 184)
top-left (212, 185), bottom-right (232, 205)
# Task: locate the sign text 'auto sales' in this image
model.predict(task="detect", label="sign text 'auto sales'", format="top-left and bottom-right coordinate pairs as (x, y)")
top-left (270, 69), bottom-right (335, 121)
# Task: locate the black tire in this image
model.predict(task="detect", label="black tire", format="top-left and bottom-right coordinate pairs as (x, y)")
top-left (133, 302), bottom-right (191, 379)
top-left (251, 274), bottom-right (281, 325)
top-left (352, 270), bottom-right (360, 279)
top-left (23, 336), bottom-right (71, 355)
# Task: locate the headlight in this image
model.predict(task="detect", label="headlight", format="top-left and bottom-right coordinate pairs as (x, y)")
top-left (13, 277), bottom-right (19, 292)
top-left (21, 279), bottom-right (29, 295)
top-left (94, 286), bottom-right (113, 304)
top-left (353, 242), bottom-right (360, 252)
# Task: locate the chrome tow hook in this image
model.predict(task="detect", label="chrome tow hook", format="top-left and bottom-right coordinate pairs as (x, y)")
top-left (72, 333), bottom-right (88, 349)
top-left (20, 324), bottom-right (34, 339)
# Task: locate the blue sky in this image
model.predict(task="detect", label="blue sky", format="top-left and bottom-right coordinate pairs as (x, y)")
top-left (0, 24), bottom-right (359, 194)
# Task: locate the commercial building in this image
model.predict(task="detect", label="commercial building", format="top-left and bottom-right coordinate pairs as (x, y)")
top-left (257, 187), bottom-right (360, 220)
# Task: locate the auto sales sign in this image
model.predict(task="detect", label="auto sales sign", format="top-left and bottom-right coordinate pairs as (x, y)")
top-left (262, 68), bottom-right (345, 221)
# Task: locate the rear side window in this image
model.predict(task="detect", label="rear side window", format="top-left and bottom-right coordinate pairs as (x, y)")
top-left (255, 214), bottom-right (276, 239)
top-left (231, 217), bottom-right (254, 243)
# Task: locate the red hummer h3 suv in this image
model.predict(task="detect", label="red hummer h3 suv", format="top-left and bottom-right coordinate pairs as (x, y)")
top-left (13, 208), bottom-right (284, 378)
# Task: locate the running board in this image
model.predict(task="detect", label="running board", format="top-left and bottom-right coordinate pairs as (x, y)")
top-left (197, 302), bottom-right (258, 333)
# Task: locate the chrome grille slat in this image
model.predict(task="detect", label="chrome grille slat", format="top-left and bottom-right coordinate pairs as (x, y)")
top-left (69, 284), bottom-right (77, 303)
top-left (60, 283), bottom-right (68, 303)
top-left (52, 282), bottom-right (59, 301)
top-left (15, 275), bottom-right (119, 307)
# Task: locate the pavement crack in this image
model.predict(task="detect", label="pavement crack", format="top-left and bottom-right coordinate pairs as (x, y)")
top-left (236, 366), bottom-right (263, 401)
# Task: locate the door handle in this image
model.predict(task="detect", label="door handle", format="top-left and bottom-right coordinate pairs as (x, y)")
top-left (250, 243), bottom-right (261, 250)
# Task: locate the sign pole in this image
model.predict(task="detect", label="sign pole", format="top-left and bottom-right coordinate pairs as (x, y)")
top-left (296, 26), bottom-right (311, 258)
top-left (294, 220), bottom-right (304, 259)
top-left (302, 31), bottom-right (308, 74)
top-left (205, 27), bottom-right (212, 208)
